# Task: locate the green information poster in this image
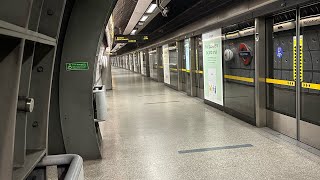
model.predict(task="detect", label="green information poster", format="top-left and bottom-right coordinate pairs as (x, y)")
top-left (202, 28), bottom-right (224, 105)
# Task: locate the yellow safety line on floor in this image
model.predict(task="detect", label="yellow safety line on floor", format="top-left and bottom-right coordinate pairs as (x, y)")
top-left (266, 78), bottom-right (295, 86)
top-left (224, 75), bottom-right (254, 83)
top-left (302, 82), bottom-right (320, 90)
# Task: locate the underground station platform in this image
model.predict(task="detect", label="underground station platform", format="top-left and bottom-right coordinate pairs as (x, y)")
top-left (2, 0), bottom-right (320, 179)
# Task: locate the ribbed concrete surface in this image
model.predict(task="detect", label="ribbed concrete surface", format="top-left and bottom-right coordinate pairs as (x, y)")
top-left (84, 67), bottom-right (320, 180)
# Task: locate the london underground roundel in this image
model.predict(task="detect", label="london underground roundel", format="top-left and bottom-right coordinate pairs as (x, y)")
top-left (239, 43), bottom-right (253, 66)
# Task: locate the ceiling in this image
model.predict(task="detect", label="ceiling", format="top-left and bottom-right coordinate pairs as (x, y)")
top-left (116, 0), bottom-right (235, 54)
top-left (112, 0), bottom-right (138, 34)
top-left (139, 0), bottom-right (235, 40)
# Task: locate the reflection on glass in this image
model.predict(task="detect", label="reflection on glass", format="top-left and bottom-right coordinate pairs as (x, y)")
top-left (181, 40), bottom-right (187, 91)
top-left (182, 39), bottom-right (191, 93)
top-left (223, 20), bottom-right (256, 121)
top-left (158, 47), bottom-right (164, 82)
top-left (300, 3), bottom-right (320, 126)
top-left (195, 36), bottom-right (204, 98)
top-left (149, 48), bottom-right (157, 79)
top-left (140, 51), bottom-right (146, 75)
top-left (169, 43), bottom-right (178, 88)
top-left (196, 36), bottom-right (204, 90)
top-left (267, 10), bottom-right (296, 117)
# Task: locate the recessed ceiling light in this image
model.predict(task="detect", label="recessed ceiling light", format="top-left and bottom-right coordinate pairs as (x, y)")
top-left (140, 15), bottom-right (149, 22)
top-left (146, 4), bottom-right (157, 13)
top-left (131, 29), bottom-right (137, 35)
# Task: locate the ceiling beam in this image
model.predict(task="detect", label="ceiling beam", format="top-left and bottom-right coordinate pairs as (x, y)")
top-left (123, 0), bottom-right (153, 35)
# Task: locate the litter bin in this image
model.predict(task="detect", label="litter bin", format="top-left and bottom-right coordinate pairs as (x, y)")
top-left (93, 85), bottom-right (107, 122)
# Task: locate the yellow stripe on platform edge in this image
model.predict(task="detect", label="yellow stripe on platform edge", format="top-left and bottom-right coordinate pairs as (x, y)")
top-left (266, 78), bottom-right (295, 86)
top-left (224, 75), bottom-right (254, 83)
top-left (302, 82), bottom-right (320, 90)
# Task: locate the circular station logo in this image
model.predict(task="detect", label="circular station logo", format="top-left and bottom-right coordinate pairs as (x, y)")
top-left (224, 49), bottom-right (235, 62)
top-left (239, 43), bottom-right (253, 66)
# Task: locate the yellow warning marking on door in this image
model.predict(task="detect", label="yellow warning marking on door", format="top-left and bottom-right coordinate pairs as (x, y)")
top-left (170, 68), bottom-right (178, 71)
top-left (179, 69), bottom-right (197, 73)
top-left (293, 35), bottom-right (303, 81)
top-left (224, 75), bottom-right (254, 83)
top-left (302, 82), bottom-right (320, 90)
top-left (159, 66), bottom-right (164, 68)
top-left (266, 78), bottom-right (295, 86)
top-left (193, 70), bottom-right (203, 74)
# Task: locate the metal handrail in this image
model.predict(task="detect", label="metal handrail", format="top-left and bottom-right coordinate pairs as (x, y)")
top-left (36, 154), bottom-right (84, 180)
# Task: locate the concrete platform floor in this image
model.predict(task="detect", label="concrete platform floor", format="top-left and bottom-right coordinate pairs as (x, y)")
top-left (84, 67), bottom-right (320, 180)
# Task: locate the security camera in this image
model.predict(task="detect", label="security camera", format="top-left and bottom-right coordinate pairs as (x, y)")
top-left (161, 7), bottom-right (169, 17)
top-left (156, 0), bottom-right (169, 17)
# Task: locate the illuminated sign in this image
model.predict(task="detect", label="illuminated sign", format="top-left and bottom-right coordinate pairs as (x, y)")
top-left (66, 62), bottom-right (89, 71)
top-left (276, 47), bottom-right (283, 58)
top-left (114, 35), bottom-right (149, 43)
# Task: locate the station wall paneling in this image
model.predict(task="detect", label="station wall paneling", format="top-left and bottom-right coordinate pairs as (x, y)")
top-left (0, 0), bottom-right (66, 179)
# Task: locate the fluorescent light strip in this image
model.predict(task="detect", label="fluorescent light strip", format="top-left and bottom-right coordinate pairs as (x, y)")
top-left (131, 29), bottom-right (137, 35)
top-left (146, 4), bottom-right (157, 13)
top-left (140, 15), bottom-right (149, 22)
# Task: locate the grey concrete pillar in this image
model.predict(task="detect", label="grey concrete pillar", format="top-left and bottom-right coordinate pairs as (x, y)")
top-left (59, 0), bottom-right (116, 159)
top-left (104, 55), bottom-right (112, 90)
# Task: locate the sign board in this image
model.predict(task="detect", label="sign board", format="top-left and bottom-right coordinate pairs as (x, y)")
top-left (163, 44), bottom-right (170, 84)
top-left (184, 39), bottom-right (190, 71)
top-left (276, 46), bottom-right (283, 58)
top-left (66, 62), bottom-right (89, 71)
top-left (114, 35), bottom-right (149, 43)
top-left (202, 28), bottom-right (224, 105)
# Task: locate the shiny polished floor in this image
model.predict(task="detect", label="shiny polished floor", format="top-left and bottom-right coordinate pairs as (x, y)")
top-left (84, 67), bottom-right (320, 180)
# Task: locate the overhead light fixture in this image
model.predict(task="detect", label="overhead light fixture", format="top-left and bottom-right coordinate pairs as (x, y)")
top-left (131, 29), bottom-right (137, 35)
top-left (138, 22), bottom-right (144, 26)
top-left (146, 3), bottom-right (157, 13)
top-left (140, 15), bottom-right (149, 22)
